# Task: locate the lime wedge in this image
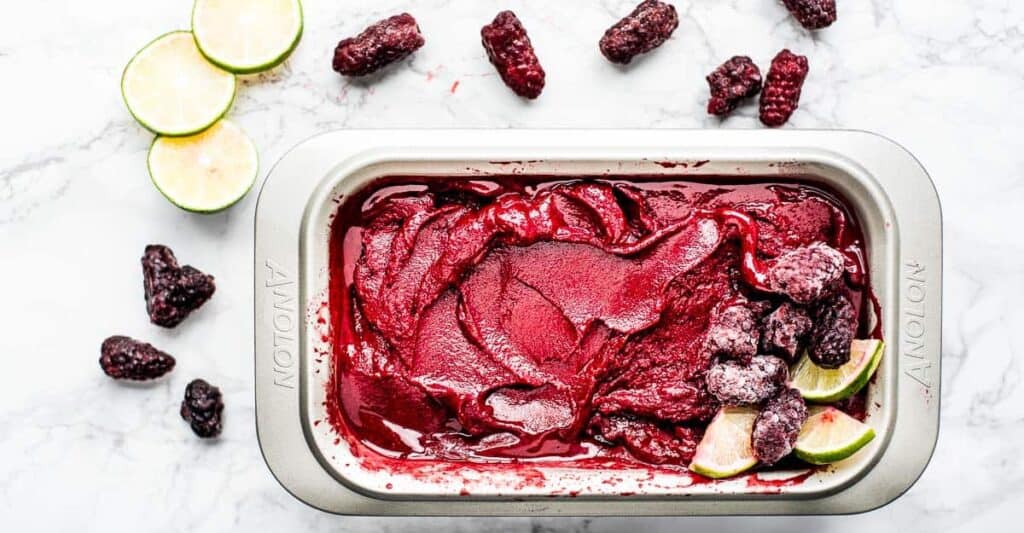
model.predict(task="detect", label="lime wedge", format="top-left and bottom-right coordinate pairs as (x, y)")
top-left (121, 31), bottom-right (236, 136)
top-left (791, 339), bottom-right (884, 403)
top-left (192, 0), bottom-right (304, 74)
top-left (689, 407), bottom-right (759, 479)
top-left (794, 406), bottom-right (875, 465)
top-left (147, 120), bottom-right (258, 213)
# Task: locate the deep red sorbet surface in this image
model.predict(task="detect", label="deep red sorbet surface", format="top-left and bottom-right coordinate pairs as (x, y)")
top-left (327, 177), bottom-right (875, 467)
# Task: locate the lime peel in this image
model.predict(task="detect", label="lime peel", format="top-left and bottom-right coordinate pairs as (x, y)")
top-left (689, 407), bottom-right (759, 479)
top-left (791, 339), bottom-right (884, 403)
top-left (121, 31), bottom-right (236, 136)
top-left (192, 0), bottom-right (304, 74)
top-left (794, 406), bottom-right (876, 465)
top-left (147, 119), bottom-right (258, 213)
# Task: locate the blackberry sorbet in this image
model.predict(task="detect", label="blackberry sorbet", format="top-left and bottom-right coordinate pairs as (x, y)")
top-left (326, 176), bottom-right (878, 469)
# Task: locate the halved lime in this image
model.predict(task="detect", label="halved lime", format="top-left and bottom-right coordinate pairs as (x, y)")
top-left (147, 119), bottom-right (258, 213)
top-left (794, 406), bottom-right (875, 465)
top-left (122, 31), bottom-right (236, 136)
top-left (791, 339), bottom-right (884, 403)
top-left (192, 0), bottom-right (304, 74)
top-left (689, 407), bottom-right (759, 479)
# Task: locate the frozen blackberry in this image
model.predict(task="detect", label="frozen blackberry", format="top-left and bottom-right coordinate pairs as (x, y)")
top-left (180, 379), bottom-right (224, 438)
top-left (99, 336), bottom-right (175, 381)
top-left (599, 0), bottom-right (679, 65)
top-left (590, 414), bottom-right (701, 465)
top-left (332, 13), bottom-right (425, 76)
top-left (752, 387), bottom-right (807, 465)
top-left (142, 245), bottom-right (215, 328)
top-left (767, 242), bottom-right (845, 305)
top-left (704, 304), bottom-right (761, 362)
top-left (761, 303), bottom-right (813, 361)
top-left (481, 11), bottom-right (546, 99)
top-left (705, 355), bottom-right (788, 406)
top-left (706, 56), bottom-right (762, 116)
top-left (783, 0), bottom-right (837, 30)
top-left (759, 49), bottom-right (810, 127)
top-left (808, 293), bottom-right (857, 368)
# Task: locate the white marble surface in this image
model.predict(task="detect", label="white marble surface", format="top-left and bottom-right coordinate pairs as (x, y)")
top-left (1, 0), bottom-right (1022, 530)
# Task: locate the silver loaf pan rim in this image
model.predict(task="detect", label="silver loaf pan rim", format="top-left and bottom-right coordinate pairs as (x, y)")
top-left (254, 129), bottom-right (941, 516)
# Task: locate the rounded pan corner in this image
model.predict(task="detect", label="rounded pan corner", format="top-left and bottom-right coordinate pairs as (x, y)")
top-left (841, 441), bottom-right (939, 517)
top-left (838, 130), bottom-right (942, 217)
top-left (817, 416), bottom-right (939, 516)
top-left (254, 421), bottom-right (336, 515)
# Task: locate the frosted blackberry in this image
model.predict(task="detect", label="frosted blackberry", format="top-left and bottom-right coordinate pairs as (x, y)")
top-left (705, 355), bottom-right (788, 406)
top-left (590, 414), bottom-right (701, 465)
top-left (481, 11), bottom-right (546, 99)
top-left (767, 242), bottom-right (845, 304)
top-left (706, 56), bottom-right (762, 116)
top-left (783, 0), bottom-right (837, 30)
top-left (332, 13), bottom-right (425, 76)
top-left (142, 245), bottom-right (215, 328)
top-left (808, 293), bottom-right (857, 368)
top-left (704, 304), bottom-right (761, 362)
top-left (752, 387), bottom-right (808, 465)
top-left (599, 0), bottom-right (679, 65)
top-left (761, 303), bottom-right (813, 361)
top-left (759, 49), bottom-right (810, 127)
top-left (99, 336), bottom-right (175, 381)
top-left (180, 379), bottom-right (224, 438)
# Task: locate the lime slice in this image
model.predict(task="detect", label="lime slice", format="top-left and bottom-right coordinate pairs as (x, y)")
top-left (794, 406), bottom-right (876, 465)
top-left (121, 31), bottom-right (236, 136)
top-left (147, 120), bottom-right (258, 213)
top-left (791, 339), bottom-right (884, 403)
top-left (192, 0), bottom-right (304, 74)
top-left (689, 407), bottom-right (759, 479)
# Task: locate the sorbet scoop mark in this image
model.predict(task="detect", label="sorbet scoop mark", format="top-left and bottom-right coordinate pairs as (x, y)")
top-left (327, 177), bottom-right (877, 468)
top-left (710, 208), bottom-right (771, 291)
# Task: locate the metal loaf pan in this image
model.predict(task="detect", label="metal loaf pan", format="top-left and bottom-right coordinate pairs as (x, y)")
top-left (254, 130), bottom-right (941, 516)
